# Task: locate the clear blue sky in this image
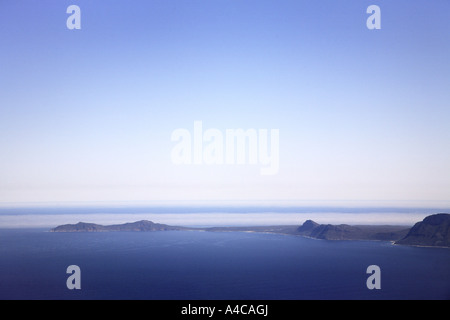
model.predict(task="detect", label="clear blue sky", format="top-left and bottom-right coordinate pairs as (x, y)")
top-left (0, 0), bottom-right (449, 206)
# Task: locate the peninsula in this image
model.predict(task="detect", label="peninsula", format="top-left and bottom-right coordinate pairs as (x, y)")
top-left (51, 220), bottom-right (188, 232)
top-left (50, 213), bottom-right (450, 247)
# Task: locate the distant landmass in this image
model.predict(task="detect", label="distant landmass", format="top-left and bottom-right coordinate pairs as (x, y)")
top-left (50, 214), bottom-right (450, 247)
top-left (296, 219), bottom-right (410, 241)
top-left (51, 220), bottom-right (187, 232)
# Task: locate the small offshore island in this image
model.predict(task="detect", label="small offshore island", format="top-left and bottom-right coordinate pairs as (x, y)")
top-left (51, 213), bottom-right (450, 248)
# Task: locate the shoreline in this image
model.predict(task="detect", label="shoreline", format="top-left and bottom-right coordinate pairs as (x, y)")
top-left (46, 226), bottom-right (450, 248)
top-left (2, 224), bottom-right (449, 249)
top-left (5, 212), bottom-right (449, 248)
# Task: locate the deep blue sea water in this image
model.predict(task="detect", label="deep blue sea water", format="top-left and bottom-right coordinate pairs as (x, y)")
top-left (0, 228), bottom-right (448, 300)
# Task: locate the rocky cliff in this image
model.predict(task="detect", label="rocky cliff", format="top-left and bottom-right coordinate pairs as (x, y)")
top-left (395, 213), bottom-right (450, 247)
top-left (297, 220), bottom-right (409, 241)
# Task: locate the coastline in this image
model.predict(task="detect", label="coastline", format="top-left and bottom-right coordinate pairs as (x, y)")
top-left (47, 213), bottom-right (450, 248)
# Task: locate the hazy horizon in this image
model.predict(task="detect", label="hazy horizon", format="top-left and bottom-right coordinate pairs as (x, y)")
top-left (0, 202), bottom-right (447, 228)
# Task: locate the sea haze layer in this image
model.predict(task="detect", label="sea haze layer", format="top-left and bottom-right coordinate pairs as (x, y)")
top-left (0, 205), bottom-right (443, 228)
top-left (0, 228), bottom-right (448, 300)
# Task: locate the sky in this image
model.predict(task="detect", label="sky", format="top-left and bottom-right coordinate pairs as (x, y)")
top-left (0, 0), bottom-right (449, 207)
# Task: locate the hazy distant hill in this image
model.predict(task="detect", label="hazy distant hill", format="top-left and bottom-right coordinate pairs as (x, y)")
top-left (51, 220), bottom-right (186, 232)
top-left (296, 219), bottom-right (409, 241)
top-left (395, 213), bottom-right (450, 247)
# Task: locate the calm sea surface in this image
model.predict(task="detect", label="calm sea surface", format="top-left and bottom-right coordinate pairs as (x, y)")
top-left (0, 229), bottom-right (448, 300)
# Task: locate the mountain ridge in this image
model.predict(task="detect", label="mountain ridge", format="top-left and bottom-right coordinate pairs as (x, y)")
top-left (296, 221), bottom-right (410, 241)
top-left (51, 220), bottom-right (187, 232)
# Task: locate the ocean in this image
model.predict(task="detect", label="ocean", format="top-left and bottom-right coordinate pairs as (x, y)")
top-left (0, 228), bottom-right (448, 300)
